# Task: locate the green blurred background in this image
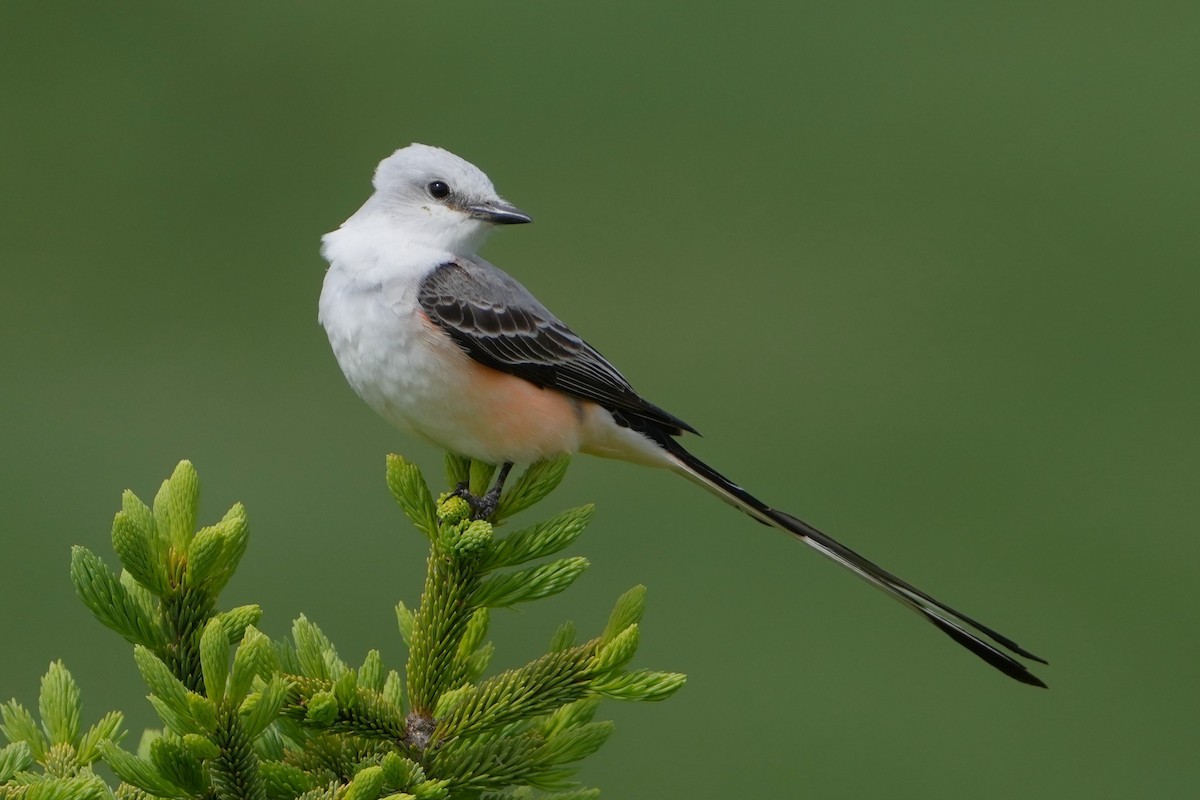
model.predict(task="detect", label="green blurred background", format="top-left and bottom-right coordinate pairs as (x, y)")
top-left (2, 2), bottom-right (1197, 796)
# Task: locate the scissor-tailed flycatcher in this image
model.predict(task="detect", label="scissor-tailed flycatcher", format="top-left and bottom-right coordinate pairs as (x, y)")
top-left (318, 143), bottom-right (1047, 687)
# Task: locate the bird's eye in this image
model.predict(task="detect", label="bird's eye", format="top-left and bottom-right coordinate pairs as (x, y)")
top-left (427, 181), bottom-right (451, 200)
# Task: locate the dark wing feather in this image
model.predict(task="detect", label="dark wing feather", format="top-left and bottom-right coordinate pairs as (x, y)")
top-left (418, 258), bottom-right (697, 435)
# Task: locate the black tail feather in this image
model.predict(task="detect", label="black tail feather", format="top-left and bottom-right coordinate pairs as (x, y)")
top-left (922, 612), bottom-right (1047, 688)
top-left (655, 435), bottom-right (1047, 687)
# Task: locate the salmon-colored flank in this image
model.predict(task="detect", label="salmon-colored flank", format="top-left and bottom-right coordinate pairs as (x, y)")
top-left (413, 309), bottom-right (605, 462)
top-left (461, 358), bottom-right (585, 456)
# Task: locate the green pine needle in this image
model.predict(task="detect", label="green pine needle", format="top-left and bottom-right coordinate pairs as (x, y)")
top-left (200, 618), bottom-right (231, 705)
top-left (601, 585), bottom-right (646, 644)
top-left (359, 651), bottom-right (385, 693)
top-left (467, 461), bottom-right (496, 498)
top-left (0, 701), bottom-right (47, 761)
top-left (433, 644), bottom-right (600, 742)
top-left (149, 735), bottom-right (207, 795)
top-left (111, 510), bottom-right (165, 596)
top-left (443, 453), bottom-right (471, 491)
top-left (37, 661), bottom-right (81, 747)
top-left (387, 455), bottom-right (439, 539)
top-left (592, 624), bottom-right (640, 674)
top-left (239, 676), bottom-right (290, 740)
top-left (591, 668), bottom-right (687, 702)
top-left (493, 455), bottom-right (572, 522)
top-left (9, 455), bottom-right (685, 799)
top-left (395, 602), bottom-right (416, 649)
top-left (0, 742), bottom-right (34, 783)
top-left (548, 621), bottom-right (577, 653)
top-left (99, 740), bottom-right (190, 800)
top-left (471, 558), bottom-right (590, 609)
top-left (152, 461), bottom-right (200, 553)
top-left (481, 506), bottom-right (594, 572)
top-left (76, 710), bottom-right (125, 765)
top-left (70, 546), bottom-right (167, 649)
top-left (217, 605), bottom-right (264, 645)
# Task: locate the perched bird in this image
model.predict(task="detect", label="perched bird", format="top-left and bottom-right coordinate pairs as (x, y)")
top-left (318, 143), bottom-right (1047, 687)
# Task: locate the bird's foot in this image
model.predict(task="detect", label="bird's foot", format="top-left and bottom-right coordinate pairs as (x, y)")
top-left (451, 463), bottom-right (512, 521)
top-left (451, 484), bottom-right (502, 521)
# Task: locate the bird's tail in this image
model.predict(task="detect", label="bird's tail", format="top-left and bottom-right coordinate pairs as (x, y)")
top-left (661, 439), bottom-right (1048, 687)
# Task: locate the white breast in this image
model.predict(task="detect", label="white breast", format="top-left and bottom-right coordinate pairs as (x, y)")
top-left (317, 219), bottom-right (667, 466)
top-left (318, 222), bottom-right (454, 432)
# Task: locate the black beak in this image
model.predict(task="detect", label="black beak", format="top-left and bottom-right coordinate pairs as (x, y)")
top-left (468, 200), bottom-right (533, 225)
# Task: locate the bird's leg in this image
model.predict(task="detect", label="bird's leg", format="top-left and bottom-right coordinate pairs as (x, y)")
top-left (473, 461), bottom-right (513, 520)
top-left (454, 462), bottom-right (514, 521)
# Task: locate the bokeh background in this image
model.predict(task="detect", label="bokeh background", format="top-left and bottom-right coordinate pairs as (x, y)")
top-left (3, 2), bottom-right (1198, 797)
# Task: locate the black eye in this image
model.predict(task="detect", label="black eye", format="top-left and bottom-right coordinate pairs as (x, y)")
top-left (428, 180), bottom-right (451, 199)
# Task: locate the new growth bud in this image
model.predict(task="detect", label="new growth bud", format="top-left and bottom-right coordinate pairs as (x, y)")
top-left (454, 520), bottom-right (494, 556)
top-left (436, 494), bottom-right (472, 525)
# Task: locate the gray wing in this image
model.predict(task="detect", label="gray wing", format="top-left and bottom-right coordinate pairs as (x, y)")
top-left (417, 257), bottom-right (697, 436)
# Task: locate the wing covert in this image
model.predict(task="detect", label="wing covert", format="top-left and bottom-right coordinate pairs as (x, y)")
top-left (417, 259), bottom-right (696, 436)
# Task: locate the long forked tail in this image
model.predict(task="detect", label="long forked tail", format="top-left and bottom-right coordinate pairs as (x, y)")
top-left (662, 440), bottom-right (1048, 688)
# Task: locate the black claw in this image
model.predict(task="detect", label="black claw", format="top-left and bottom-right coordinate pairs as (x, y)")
top-left (452, 462), bottom-right (513, 521)
top-left (472, 488), bottom-right (502, 521)
top-left (449, 485), bottom-right (489, 520)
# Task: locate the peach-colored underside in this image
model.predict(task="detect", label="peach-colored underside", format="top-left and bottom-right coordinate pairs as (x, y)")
top-left (458, 357), bottom-right (588, 458)
top-left (416, 311), bottom-right (668, 467)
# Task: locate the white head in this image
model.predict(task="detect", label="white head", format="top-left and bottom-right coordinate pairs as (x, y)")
top-left (343, 143), bottom-right (531, 255)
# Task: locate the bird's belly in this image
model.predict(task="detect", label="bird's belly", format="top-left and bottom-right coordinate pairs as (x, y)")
top-left (321, 287), bottom-right (585, 464)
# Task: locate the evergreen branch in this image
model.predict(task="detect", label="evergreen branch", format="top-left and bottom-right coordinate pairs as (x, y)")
top-left (470, 559), bottom-right (588, 609)
top-left (76, 461), bottom-right (257, 696)
top-left (443, 454), bottom-right (471, 492)
top-left (132, 646), bottom-right (206, 737)
top-left (111, 500), bottom-right (167, 596)
top-left (148, 734), bottom-right (208, 796)
top-left (240, 676), bottom-right (291, 740)
top-left (429, 732), bottom-right (547, 793)
top-left (36, 662), bottom-right (80, 751)
top-left (405, 545), bottom-right (480, 717)
top-left (152, 461), bottom-right (199, 554)
top-left (535, 697), bottom-right (600, 740)
top-left (600, 585), bottom-right (645, 644)
top-left (590, 669), bottom-right (687, 702)
top-left (281, 677), bottom-right (409, 745)
top-left (358, 652), bottom-right (385, 694)
top-left (432, 643), bottom-right (601, 743)
top-left (0, 774), bottom-right (112, 800)
top-left (200, 619), bottom-right (231, 707)
top-left (492, 456), bottom-right (571, 523)
top-left (291, 616), bottom-right (348, 683)
top-left (76, 711), bottom-right (124, 765)
top-left (467, 462), bottom-right (496, 498)
top-left (160, 584), bottom-right (218, 694)
top-left (98, 740), bottom-right (190, 799)
top-left (9, 454), bottom-right (686, 799)
top-left (0, 743), bottom-right (33, 784)
top-left (209, 706), bottom-right (267, 800)
top-left (478, 507), bottom-right (593, 573)
top-left (260, 760), bottom-right (314, 799)
top-left (2, 663), bottom-right (125, 788)
top-left (395, 605), bottom-right (415, 650)
top-left (1, 702), bottom-right (47, 763)
top-left (546, 623), bottom-right (576, 654)
top-left (70, 547), bottom-right (167, 649)
top-left (217, 605), bottom-right (264, 645)
top-left (387, 456), bottom-right (438, 540)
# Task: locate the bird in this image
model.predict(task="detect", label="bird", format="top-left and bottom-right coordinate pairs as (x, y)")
top-left (318, 143), bottom-right (1047, 688)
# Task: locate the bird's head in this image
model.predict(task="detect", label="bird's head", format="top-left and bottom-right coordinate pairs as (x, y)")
top-left (350, 143), bottom-right (531, 254)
